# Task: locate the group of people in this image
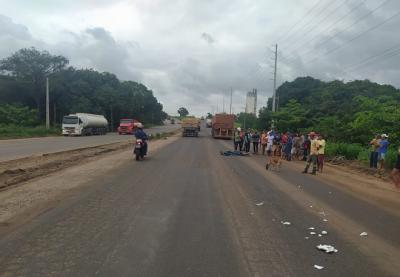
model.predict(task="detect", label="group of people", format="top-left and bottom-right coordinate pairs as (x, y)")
top-left (369, 134), bottom-right (400, 188)
top-left (369, 134), bottom-right (389, 170)
top-left (233, 128), bottom-right (327, 174)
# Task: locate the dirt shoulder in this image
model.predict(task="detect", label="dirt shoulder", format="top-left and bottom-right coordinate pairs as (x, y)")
top-left (0, 135), bottom-right (179, 232)
top-left (277, 159), bottom-right (400, 218)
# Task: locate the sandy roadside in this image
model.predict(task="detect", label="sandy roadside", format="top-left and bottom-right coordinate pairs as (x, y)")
top-left (0, 136), bottom-right (179, 228)
top-left (287, 160), bottom-right (400, 217)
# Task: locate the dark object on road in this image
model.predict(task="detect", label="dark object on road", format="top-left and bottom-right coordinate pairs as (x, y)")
top-left (220, 150), bottom-right (248, 156)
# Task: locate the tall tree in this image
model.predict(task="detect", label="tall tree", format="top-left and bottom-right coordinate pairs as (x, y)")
top-left (178, 107), bottom-right (189, 117)
top-left (0, 47), bottom-right (68, 121)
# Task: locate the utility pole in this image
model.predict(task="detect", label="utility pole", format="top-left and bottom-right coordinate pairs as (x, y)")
top-left (222, 96), bottom-right (225, 113)
top-left (229, 88), bottom-right (233, 114)
top-left (272, 44), bottom-right (278, 112)
top-left (46, 77), bottom-right (50, 129)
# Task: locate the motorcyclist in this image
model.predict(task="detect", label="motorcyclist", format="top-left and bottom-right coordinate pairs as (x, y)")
top-left (134, 123), bottom-right (148, 155)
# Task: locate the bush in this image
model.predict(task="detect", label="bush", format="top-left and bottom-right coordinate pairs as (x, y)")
top-left (0, 104), bottom-right (39, 126)
top-left (325, 142), bottom-right (364, 160)
top-left (0, 124), bottom-right (60, 139)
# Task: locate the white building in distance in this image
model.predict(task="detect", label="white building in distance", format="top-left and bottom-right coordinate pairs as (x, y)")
top-left (245, 89), bottom-right (257, 115)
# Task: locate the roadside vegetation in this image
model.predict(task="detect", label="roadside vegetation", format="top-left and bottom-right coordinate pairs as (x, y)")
top-left (235, 77), bottom-right (400, 169)
top-left (0, 47), bottom-right (167, 139)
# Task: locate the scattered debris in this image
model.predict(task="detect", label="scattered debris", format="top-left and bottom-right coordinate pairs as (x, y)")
top-left (360, 232), bottom-right (368, 237)
top-left (305, 237), bottom-right (310, 240)
top-left (310, 205), bottom-right (313, 208)
top-left (318, 234), bottom-right (322, 237)
top-left (321, 230), bottom-right (328, 235)
top-left (314, 265), bottom-right (324, 270)
top-left (310, 232), bottom-right (316, 235)
top-left (255, 202), bottom-right (264, 206)
top-left (281, 221), bottom-right (291, 226)
top-left (323, 219), bottom-right (328, 222)
top-left (319, 211), bottom-right (327, 216)
top-left (329, 192), bottom-right (332, 194)
top-left (308, 227), bottom-right (315, 230)
top-left (316, 244), bottom-right (338, 254)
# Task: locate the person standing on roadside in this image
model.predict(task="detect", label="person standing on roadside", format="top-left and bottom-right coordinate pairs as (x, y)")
top-left (234, 128), bottom-right (242, 151)
top-left (390, 146), bottom-right (400, 188)
top-left (285, 133), bottom-right (293, 161)
top-left (378, 134), bottom-right (389, 171)
top-left (281, 132), bottom-right (288, 159)
top-left (369, 134), bottom-right (381, 169)
top-left (252, 131), bottom-right (260, 154)
top-left (303, 134), bottom-right (310, 161)
top-left (267, 131), bottom-right (274, 156)
top-left (317, 134), bottom-right (326, 173)
top-left (302, 132), bottom-right (318, 175)
top-left (244, 129), bottom-right (251, 153)
top-left (261, 131), bottom-right (267, 155)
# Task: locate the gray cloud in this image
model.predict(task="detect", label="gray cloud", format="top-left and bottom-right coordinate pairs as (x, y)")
top-left (201, 32), bottom-right (215, 44)
top-left (0, 0), bottom-right (399, 116)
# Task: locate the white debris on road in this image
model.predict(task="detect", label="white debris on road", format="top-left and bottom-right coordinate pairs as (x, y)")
top-left (360, 232), bottom-right (368, 237)
top-left (308, 227), bottom-right (315, 230)
top-left (281, 221), bottom-right (291, 226)
top-left (323, 218), bottom-right (328, 222)
top-left (316, 244), bottom-right (338, 254)
top-left (255, 202), bottom-right (264, 206)
top-left (318, 234), bottom-right (322, 237)
top-left (305, 237), bottom-right (310, 240)
top-left (314, 265), bottom-right (324, 270)
top-left (310, 232), bottom-right (316, 235)
top-left (321, 230), bottom-right (328, 235)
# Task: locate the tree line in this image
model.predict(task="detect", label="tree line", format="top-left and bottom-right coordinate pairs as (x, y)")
top-left (236, 76), bottom-right (400, 145)
top-left (0, 48), bottom-right (167, 130)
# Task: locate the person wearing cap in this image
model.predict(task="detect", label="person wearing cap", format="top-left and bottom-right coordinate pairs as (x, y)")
top-left (378, 134), bottom-right (389, 171)
top-left (302, 132), bottom-right (318, 175)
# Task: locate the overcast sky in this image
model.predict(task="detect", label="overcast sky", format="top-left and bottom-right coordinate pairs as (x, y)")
top-left (1, 0), bottom-right (399, 116)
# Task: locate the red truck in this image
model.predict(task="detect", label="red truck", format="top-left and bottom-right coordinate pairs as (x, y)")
top-left (211, 113), bottom-right (235, 139)
top-left (118, 118), bottom-right (141, 135)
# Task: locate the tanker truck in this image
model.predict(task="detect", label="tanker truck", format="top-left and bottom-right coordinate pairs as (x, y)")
top-left (62, 113), bottom-right (108, 136)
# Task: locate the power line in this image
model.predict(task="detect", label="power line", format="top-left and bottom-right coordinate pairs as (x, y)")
top-left (301, 0), bottom-right (392, 59)
top-left (343, 44), bottom-right (400, 73)
top-left (306, 8), bottom-right (400, 64)
top-left (283, 0), bottom-right (367, 60)
top-left (280, 0), bottom-right (341, 47)
top-left (282, 0), bottom-right (350, 53)
top-left (276, 0), bottom-right (323, 44)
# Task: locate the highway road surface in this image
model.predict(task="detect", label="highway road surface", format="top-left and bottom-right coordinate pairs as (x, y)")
top-left (0, 124), bottom-right (179, 162)
top-left (0, 127), bottom-right (399, 276)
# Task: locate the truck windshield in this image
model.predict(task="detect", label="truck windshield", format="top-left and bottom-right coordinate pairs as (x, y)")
top-left (63, 116), bottom-right (78, 124)
top-left (120, 119), bottom-right (133, 124)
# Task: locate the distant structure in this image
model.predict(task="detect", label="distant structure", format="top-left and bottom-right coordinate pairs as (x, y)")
top-left (245, 89), bottom-right (257, 115)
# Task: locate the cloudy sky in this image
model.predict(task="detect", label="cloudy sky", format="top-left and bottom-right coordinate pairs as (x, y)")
top-left (1, 0), bottom-right (399, 116)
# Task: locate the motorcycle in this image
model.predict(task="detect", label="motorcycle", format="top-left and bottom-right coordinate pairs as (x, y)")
top-left (134, 139), bottom-right (147, 161)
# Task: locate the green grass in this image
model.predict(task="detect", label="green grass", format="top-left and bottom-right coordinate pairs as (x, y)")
top-left (0, 125), bottom-right (60, 139)
top-left (325, 142), bottom-right (398, 169)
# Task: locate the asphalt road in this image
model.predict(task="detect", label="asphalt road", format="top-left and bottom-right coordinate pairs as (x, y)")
top-left (0, 127), bottom-right (399, 276)
top-left (0, 124), bottom-right (179, 162)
